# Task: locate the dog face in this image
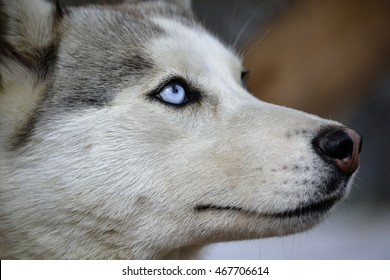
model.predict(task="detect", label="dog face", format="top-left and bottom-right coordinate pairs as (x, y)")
top-left (0, 0), bottom-right (361, 259)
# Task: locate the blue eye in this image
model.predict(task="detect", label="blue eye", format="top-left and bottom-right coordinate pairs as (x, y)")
top-left (158, 82), bottom-right (187, 105)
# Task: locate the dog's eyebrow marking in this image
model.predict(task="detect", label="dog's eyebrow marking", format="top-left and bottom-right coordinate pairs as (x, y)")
top-left (51, 52), bottom-right (155, 110)
top-left (120, 54), bottom-right (154, 75)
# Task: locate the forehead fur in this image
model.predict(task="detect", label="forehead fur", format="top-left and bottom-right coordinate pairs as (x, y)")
top-left (45, 1), bottom-right (197, 110)
top-left (149, 17), bottom-right (242, 90)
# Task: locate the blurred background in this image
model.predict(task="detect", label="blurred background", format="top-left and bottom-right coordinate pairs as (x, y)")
top-left (62, 0), bottom-right (390, 259)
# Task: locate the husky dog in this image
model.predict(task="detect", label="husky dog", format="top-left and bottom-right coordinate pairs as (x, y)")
top-left (0, 0), bottom-right (362, 259)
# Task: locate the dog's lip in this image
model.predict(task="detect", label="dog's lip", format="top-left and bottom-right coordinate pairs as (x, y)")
top-left (262, 197), bottom-right (338, 218)
top-left (194, 197), bottom-right (339, 218)
top-left (194, 205), bottom-right (245, 212)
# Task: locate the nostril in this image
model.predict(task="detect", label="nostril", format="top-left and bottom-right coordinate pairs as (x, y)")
top-left (315, 130), bottom-right (354, 160)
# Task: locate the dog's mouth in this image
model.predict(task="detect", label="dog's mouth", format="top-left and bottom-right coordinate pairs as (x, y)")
top-left (194, 197), bottom-right (339, 219)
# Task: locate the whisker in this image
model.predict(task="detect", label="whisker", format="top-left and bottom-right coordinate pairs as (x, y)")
top-left (289, 235), bottom-right (295, 259)
top-left (241, 29), bottom-right (271, 59)
top-left (280, 237), bottom-right (287, 259)
top-left (232, 2), bottom-right (264, 49)
top-left (258, 238), bottom-right (263, 259)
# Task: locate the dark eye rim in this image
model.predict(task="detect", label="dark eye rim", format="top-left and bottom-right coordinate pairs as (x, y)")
top-left (147, 76), bottom-right (202, 108)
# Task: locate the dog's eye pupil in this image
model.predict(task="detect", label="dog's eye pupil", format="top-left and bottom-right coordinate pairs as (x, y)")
top-left (158, 83), bottom-right (187, 105)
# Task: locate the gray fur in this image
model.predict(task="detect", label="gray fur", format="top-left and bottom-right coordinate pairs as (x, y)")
top-left (46, 7), bottom-right (162, 109)
top-left (2, 0), bottom-right (197, 148)
top-left (0, 0), bottom-right (359, 259)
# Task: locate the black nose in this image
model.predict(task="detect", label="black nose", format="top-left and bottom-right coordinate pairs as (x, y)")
top-left (312, 126), bottom-right (362, 176)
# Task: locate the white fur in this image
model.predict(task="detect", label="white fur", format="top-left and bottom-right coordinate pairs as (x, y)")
top-left (3, 0), bottom-right (56, 52)
top-left (0, 0), bottom-right (355, 259)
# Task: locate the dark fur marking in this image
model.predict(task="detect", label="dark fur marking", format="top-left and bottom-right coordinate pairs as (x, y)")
top-left (45, 0), bottom-right (69, 19)
top-left (1, 1), bottom-right (9, 97)
top-left (121, 54), bottom-right (154, 74)
top-left (10, 113), bottom-right (39, 151)
top-left (0, 43), bottom-right (58, 83)
top-left (56, 52), bottom-right (155, 109)
top-left (0, 1), bottom-right (7, 40)
top-left (41, 46), bottom-right (60, 79)
top-left (61, 92), bottom-right (109, 109)
top-left (58, 0), bottom-right (123, 7)
top-left (2, 43), bottom-right (60, 150)
top-left (0, 41), bottom-right (34, 71)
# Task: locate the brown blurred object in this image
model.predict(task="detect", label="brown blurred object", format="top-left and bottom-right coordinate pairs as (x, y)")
top-left (244, 0), bottom-right (390, 117)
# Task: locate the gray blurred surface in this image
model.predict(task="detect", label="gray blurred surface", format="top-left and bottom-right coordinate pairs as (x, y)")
top-left (347, 73), bottom-right (390, 202)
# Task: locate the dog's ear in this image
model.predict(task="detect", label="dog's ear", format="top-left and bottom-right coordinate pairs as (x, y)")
top-left (0, 0), bottom-right (64, 145)
top-left (123, 0), bottom-right (192, 11)
top-left (0, 0), bottom-right (63, 80)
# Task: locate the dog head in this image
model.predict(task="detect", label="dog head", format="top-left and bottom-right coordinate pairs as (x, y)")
top-left (0, 0), bottom-right (362, 259)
